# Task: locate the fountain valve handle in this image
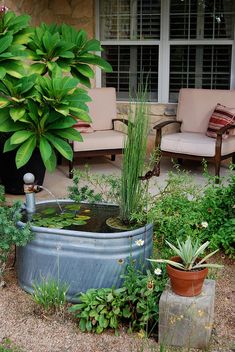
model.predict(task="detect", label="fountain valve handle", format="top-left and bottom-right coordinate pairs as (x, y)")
top-left (23, 173), bottom-right (38, 193)
top-left (23, 173), bottom-right (37, 214)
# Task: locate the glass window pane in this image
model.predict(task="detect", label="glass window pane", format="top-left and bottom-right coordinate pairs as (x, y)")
top-left (102, 45), bottom-right (158, 101)
top-left (169, 45), bottom-right (232, 102)
top-left (170, 0), bottom-right (235, 40)
top-left (100, 0), bottom-right (161, 40)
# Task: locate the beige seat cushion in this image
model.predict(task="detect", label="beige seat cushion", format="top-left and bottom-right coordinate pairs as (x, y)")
top-left (161, 132), bottom-right (235, 157)
top-left (87, 88), bottom-right (117, 131)
top-left (73, 130), bottom-right (125, 152)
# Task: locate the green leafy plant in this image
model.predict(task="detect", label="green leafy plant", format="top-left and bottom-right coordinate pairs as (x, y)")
top-left (0, 190), bottom-right (33, 286)
top-left (32, 277), bottom-right (69, 312)
top-left (197, 168), bottom-right (235, 257)
top-left (0, 9), bottom-right (31, 80)
top-left (69, 287), bottom-right (130, 335)
top-left (0, 9), bottom-right (112, 171)
top-left (149, 236), bottom-right (223, 271)
top-left (121, 264), bottom-right (167, 334)
top-left (69, 263), bottom-right (167, 336)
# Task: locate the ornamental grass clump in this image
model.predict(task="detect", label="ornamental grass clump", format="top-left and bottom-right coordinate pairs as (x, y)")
top-left (119, 86), bottom-right (150, 224)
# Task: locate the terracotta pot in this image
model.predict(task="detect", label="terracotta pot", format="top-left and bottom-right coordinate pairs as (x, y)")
top-left (167, 256), bottom-right (208, 297)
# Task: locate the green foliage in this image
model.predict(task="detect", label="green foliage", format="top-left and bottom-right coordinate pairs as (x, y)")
top-left (31, 205), bottom-right (90, 229)
top-left (32, 277), bottom-right (68, 312)
top-left (149, 237), bottom-right (223, 271)
top-left (120, 86), bottom-right (150, 223)
top-left (69, 264), bottom-right (167, 335)
top-left (197, 170), bottom-right (235, 257)
top-left (69, 287), bottom-right (128, 335)
top-left (0, 10), bottom-right (31, 80)
top-left (143, 168), bottom-right (235, 258)
top-left (0, 10), bottom-right (112, 171)
top-left (0, 199), bottom-right (33, 285)
top-left (68, 169), bottom-right (104, 204)
top-left (0, 338), bottom-right (23, 352)
top-left (121, 264), bottom-right (167, 334)
top-left (27, 23), bottom-right (112, 83)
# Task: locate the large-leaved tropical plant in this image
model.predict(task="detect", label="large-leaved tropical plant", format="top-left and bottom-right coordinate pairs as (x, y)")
top-left (0, 9), bottom-right (112, 172)
top-left (0, 68), bottom-right (91, 171)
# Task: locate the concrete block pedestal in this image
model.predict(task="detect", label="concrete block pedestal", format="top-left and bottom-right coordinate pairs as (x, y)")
top-left (159, 279), bottom-right (215, 349)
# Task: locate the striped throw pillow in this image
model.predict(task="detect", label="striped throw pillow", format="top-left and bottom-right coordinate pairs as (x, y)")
top-left (73, 121), bottom-right (94, 133)
top-left (206, 103), bottom-right (235, 139)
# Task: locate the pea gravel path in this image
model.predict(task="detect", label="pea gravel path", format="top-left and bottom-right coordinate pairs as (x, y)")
top-left (0, 255), bottom-right (234, 352)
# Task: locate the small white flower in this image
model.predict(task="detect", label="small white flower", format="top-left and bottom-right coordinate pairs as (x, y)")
top-left (135, 239), bottom-right (144, 247)
top-left (154, 268), bottom-right (162, 276)
top-left (232, 204), bottom-right (235, 208)
top-left (201, 221), bottom-right (208, 228)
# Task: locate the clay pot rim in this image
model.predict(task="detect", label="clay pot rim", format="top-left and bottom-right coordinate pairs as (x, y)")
top-left (167, 256), bottom-right (208, 279)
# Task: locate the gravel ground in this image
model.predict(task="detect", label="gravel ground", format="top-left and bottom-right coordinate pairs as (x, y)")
top-left (0, 255), bottom-right (234, 352)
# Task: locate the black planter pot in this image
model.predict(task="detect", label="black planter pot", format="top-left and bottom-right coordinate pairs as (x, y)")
top-left (0, 148), bottom-right (46, 195)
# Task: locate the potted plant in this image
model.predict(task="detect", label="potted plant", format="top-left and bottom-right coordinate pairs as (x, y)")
top-left (0, 9), bottom-right (112, 194)
top-left (149, 236), bottom-right (223, 297)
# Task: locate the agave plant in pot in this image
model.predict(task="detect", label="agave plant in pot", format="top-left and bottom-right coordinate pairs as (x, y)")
top-left (149, 237), bottom-right (223, 297)
top-left (0, 9), bottom-right (112, 194)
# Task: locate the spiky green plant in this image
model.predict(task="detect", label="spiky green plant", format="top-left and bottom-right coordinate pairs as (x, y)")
top-left (119, 86), bottom-right (149, 224)
top-left (149, 237), bottom-right (223, 271)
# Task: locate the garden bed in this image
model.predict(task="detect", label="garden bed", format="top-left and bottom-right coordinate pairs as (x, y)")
top-left (0, 254), bottom-right (234, 352)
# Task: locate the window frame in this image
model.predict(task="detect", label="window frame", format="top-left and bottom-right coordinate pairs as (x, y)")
top-left (96, 0), bottom-right (235, 104)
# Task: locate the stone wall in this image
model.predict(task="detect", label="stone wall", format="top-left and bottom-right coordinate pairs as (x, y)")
top-left (4, 0), bottom-right (94, 37)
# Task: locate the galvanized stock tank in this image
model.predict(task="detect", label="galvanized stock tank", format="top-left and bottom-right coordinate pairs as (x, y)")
top-left (17, 200), bottom-right (153, 302)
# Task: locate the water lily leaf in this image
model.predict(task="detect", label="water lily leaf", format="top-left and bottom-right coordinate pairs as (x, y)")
top-left (72, 220), bottom-right (86, 226)
top-left (41, 208), bottom-right (57, 215)
top-left (64, 204), bottom-right (81, 211)
top-left (75, 215), bottom-right (90, 220)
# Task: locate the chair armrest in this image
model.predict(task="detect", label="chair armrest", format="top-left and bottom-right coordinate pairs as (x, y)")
top-left (112, 118), bottom-right (129, 129)
top-left (215, 124), bottom-right (235, 135)
top-left (153, 120), bottom-right (182, 130)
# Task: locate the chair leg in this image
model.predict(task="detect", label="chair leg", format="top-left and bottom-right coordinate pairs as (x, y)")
top-left (177, 158), bottom-right (183, 165)
top-left (214, 160), bottom-right (221, 183)
top-left (69, 159), bottom-right (74, 179)
top-left (57, 153), bottom-right (62, 166)
top-left (111, 155), bottom-right (115, 161)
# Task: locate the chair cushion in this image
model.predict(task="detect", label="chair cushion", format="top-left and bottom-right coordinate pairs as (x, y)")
top-left (177, 89), bottom-right (235, 133)
top-left (161, 132), bottom-right (235, 157)
top-left (73, 130), bottom-right (125, 152)
top-left (206, 104), bottom-right (235, 139)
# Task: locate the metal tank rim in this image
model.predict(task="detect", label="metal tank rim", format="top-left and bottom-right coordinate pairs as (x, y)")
top-left (17, 199), bottom-right (153, 239)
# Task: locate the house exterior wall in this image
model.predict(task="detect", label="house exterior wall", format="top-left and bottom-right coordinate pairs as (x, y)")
top-left (4, 0), bottom-right (95, 37)
top-left (4, 0), bottom-right (177, 152)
